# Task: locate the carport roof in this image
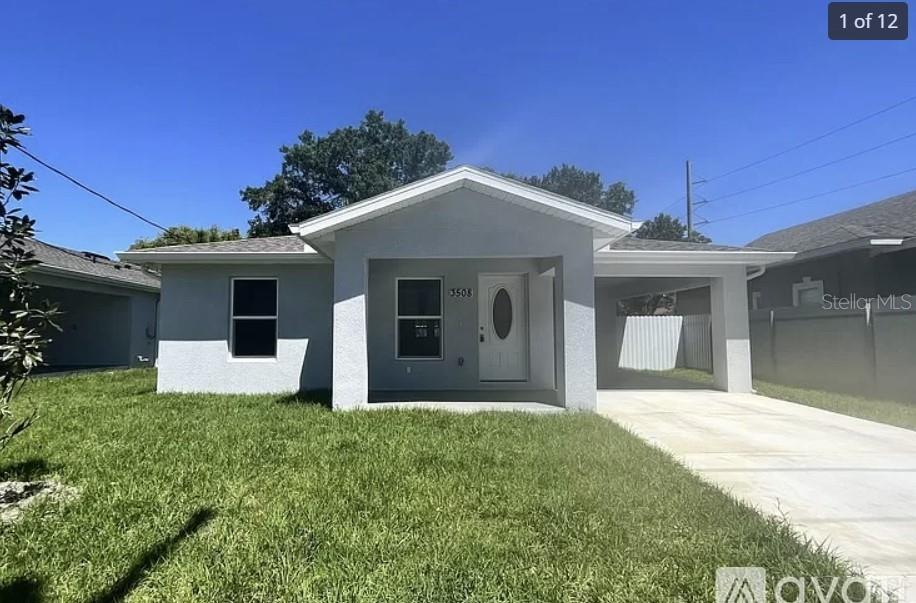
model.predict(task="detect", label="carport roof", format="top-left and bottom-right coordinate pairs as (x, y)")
top-left (598, 235), bottom-right (794, 265)
top-left (605, 237), bottom-right (765, 252)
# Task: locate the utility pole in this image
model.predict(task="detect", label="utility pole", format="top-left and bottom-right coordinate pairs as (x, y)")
top-left (685, 159), bottom-right (693, 238)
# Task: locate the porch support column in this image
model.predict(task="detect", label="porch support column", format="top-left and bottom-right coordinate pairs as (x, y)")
top-left (560, 246), bottom-right (598, 411)
top-left (710, 265), bottom-right (753, 392)
top-left (332, 249), bottom-right (369, 410)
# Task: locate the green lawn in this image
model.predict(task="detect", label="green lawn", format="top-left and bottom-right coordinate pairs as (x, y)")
top-left (662, 367), bottom-right (916, 432)
top-left (1, 369), bottom-right (860, 602)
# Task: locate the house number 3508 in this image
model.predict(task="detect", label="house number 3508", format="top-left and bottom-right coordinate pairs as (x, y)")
top-left (449, 288), bottom-right (473, 298)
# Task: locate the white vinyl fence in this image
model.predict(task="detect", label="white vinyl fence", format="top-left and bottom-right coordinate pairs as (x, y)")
top-left (616, 314), bottom-right (712, 371)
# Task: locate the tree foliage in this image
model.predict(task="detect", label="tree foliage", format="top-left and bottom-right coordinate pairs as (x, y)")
top-left (242, 110), bottom-right (452, 237)
top-left (514, 164), bottom-right (637, 216)
top-left (0, 106), bottom-right (59, 452)
top-left (130, 225), bottom-right (241, 249)
top-left (635, 212), bottom-right (710, 243)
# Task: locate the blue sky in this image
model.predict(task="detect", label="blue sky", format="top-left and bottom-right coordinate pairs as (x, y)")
top-left (8, 0), bottom-right (915, 254)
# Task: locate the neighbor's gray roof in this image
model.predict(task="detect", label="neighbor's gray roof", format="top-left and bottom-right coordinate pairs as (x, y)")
top-left (25, 238), bottom-right (160, 289)
top-left (748, 189), bottom-right (916, 253)
top-left (606, 237), bottom-right (759, 252)
top-left (131, 235), bottom-right (308, 253)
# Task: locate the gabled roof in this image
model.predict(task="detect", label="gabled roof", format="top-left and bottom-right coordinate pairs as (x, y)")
top-left (117, 235), bottom-right (326, 264)
top-left (24, 238), bottom-right (160, 291)
top-left (289, 165), bottom-right (640, 240)
top-left (749, 189), bottom-right (916, 255)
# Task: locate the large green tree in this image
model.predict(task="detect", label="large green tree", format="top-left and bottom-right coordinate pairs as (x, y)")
top-left (242, 110), bottom-right (452, 237)
top-left (130, 225), bottom-right (241, 250)
top-left (514, 164), bottom-right (637, 216)
top-left (635, 213), bottom-right (711, 243)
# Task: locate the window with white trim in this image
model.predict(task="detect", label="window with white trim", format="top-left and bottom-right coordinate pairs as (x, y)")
top-left (396, 278), bottom-right (442, 359)
top-left (792, 277), bottom-right (824, 307)
top-left (231, 278), bottom-right (278, 357)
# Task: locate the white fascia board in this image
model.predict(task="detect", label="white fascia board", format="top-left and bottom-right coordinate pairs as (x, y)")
top-left (290, 166), bottom-right (638, 239)
top-left (31, 264), bottom-right (160, 293)
top-left (116, 251), bottom-right (330, 265)
top-left (594, 249), bottom-right (796, 265)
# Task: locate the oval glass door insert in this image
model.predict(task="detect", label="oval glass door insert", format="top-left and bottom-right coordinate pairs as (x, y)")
top-left (493, 288), bottom-right (513, 339)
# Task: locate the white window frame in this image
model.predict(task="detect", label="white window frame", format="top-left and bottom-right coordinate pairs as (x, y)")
top-left (229, 277), bottom-right (279, 359)
top-left (395, 277), bottom-right (443, 361)
top-left (792, 277), bottom-right (824, 307)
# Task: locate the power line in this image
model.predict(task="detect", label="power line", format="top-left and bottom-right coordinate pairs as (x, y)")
top-left (706, 166), bottom-right (916, 224)
top-left (12, 146), bottom-right (170, 233)
top-left (703, 93), bottom-right (916, 184)
top-left (704, 129), bottom-right (916, 204)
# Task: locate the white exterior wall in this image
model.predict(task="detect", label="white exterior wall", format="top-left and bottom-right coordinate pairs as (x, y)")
top-left (330, 188), bottom-right (598, 410)
top-left (157, 263), bottom-right (333, 394)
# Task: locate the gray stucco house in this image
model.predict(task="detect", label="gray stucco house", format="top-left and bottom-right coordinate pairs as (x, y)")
top-left (746, 189), bottom-right (916, 309)
top-left (26, 238), bottom-right (160, 370)
top-left (119, 167), bottom-right (791, 410)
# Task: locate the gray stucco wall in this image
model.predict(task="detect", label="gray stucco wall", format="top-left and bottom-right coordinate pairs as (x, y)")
top-left (367, 258), bottom-right (556, 392)
top-left (752, 252), bottom-right (871, 309)
top-left (156, 263), bottom-right (333, 394)
top-left (40, 285), bottom-right (130, 367)
top-left (330, 187), bottom-right (597, 410)
top-left (30, 274), bottom-right (158, 368)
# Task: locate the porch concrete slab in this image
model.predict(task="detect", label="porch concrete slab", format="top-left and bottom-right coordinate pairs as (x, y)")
top-left (598, 389), bottom-right (916, 583)
top-left (367, 400), bottom-right (564, 413)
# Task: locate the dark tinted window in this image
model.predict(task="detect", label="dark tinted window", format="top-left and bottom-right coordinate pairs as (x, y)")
top-left (397, 319), bottom-right (441, 358)
top-left (397, 279), bottom-right (441, 316)
top-left (493, 288), bottom-right (513, 339)
top-left (233, 279), bottom-right (277, 317)
top-left (232, 319), bottom-right (277, 357)
top-left (231, 279), bottom-right (277, 357)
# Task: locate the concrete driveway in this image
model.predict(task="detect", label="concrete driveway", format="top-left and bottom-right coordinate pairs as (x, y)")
top-left (598, 387), bottom-right (916, 584)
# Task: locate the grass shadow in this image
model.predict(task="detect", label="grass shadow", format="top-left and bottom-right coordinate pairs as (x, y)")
top-left (0, 576), bottom-right (44, 602)
top-left (0, 458), bottom-right (53, 481)
top-left (88, 508), bottom-right (216, 603)
top-left (276, 389), bottom-right (331, 409)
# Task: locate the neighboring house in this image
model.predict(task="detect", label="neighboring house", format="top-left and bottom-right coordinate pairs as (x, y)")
top-left (119, 166), bottom-right (791, 410)
top-left (747, 189), bottom-right (916, 309)
top-left (24, 238), bottom-right (161, 370)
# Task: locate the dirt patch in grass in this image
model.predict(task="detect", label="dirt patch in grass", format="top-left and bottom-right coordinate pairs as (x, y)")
top-left (0, 480), bottom-right (79, 523)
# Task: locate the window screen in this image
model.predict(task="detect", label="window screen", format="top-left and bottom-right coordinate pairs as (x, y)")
top-left (231, 279), bottom-right (278, 357)
top-left (396, 279), bottom-right (442, 359)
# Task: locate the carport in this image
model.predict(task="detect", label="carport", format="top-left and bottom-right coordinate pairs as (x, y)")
top-left (593, 238), bottom-right (792, 394)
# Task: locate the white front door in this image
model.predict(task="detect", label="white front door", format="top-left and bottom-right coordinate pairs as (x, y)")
top-left (478, 274), bottom-right (528, 381)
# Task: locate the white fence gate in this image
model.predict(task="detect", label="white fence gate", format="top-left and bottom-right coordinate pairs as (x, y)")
top-left (616, 314), bottom-right (712, 371)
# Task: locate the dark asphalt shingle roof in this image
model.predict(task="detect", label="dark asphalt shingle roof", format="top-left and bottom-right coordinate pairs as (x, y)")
top-left (130, 235), bottom-right (307, 253)
top-left (25, 238), bottom-right (160, 289)
top-left (605, 237), bottom-right (761, 252)
top-left (748, 189), bottom-right (916, 253)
